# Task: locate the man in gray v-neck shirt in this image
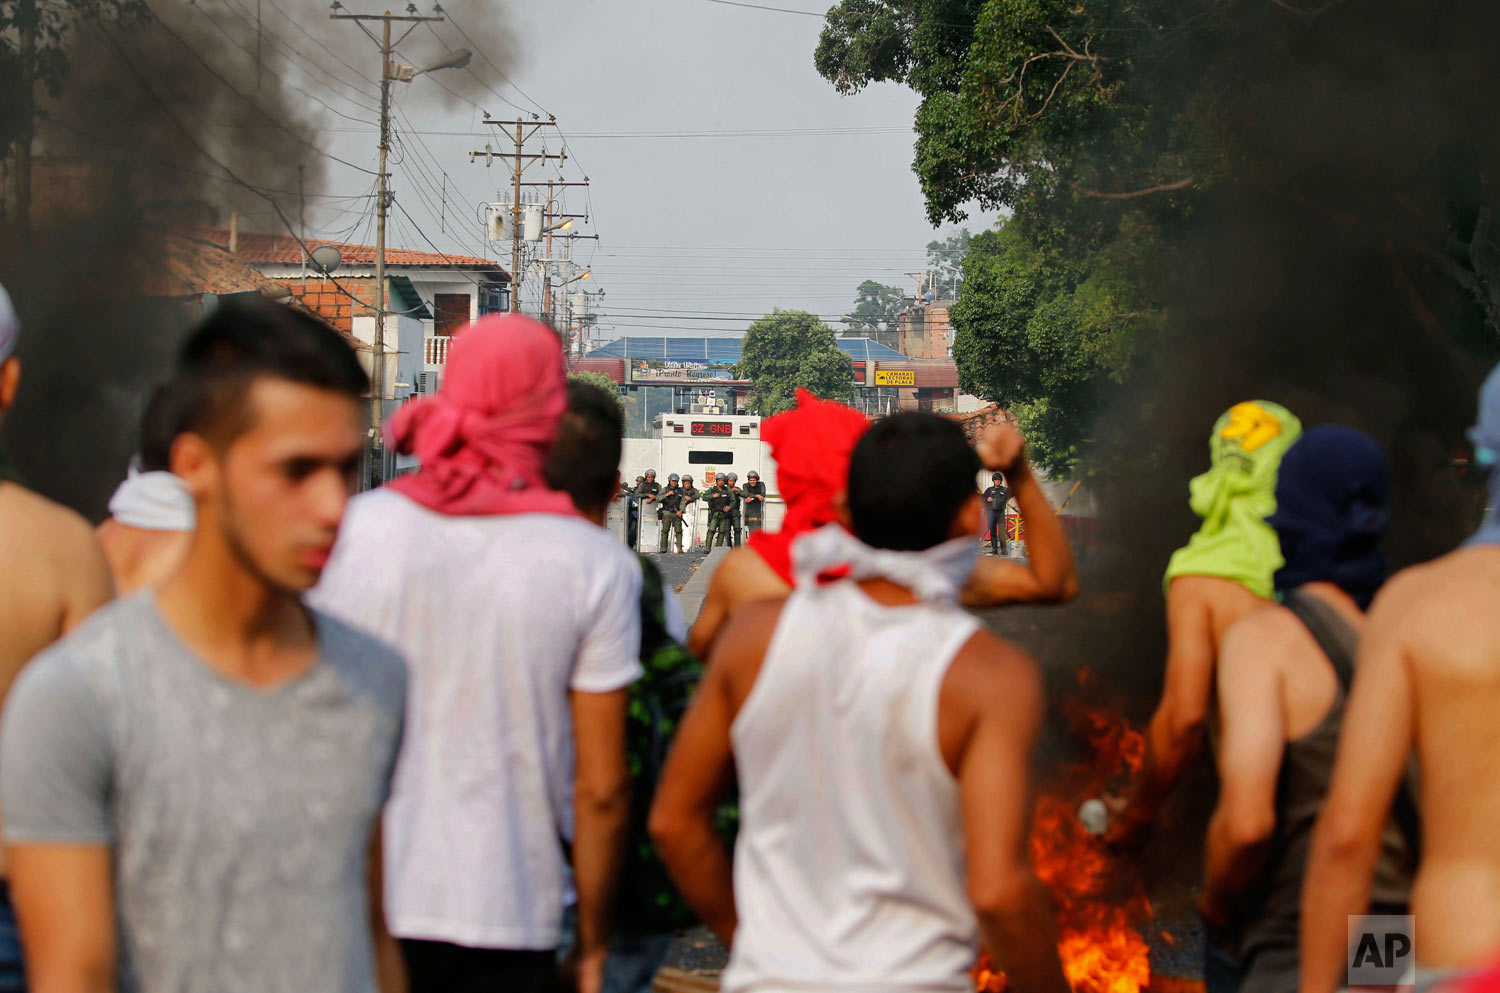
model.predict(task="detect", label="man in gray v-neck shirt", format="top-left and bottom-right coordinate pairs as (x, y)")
top-left (1, 595), bottom-right (404, 993)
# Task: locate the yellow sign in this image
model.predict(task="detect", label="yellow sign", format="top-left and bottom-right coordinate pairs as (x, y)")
top-left (875, 370), bottom-right (916, 386)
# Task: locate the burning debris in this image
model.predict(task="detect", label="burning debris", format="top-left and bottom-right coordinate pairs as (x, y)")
top-left (977, 673), bottom-right (1153, 993)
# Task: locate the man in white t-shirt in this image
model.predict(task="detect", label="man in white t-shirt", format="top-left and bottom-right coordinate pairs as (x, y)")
top-left (313, 314), bottom-right (640, 993)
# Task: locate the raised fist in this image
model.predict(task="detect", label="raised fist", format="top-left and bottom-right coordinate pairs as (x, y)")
top-left (975, 421), bottom-right (1027, 474)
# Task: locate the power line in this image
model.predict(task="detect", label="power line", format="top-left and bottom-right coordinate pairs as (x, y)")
top-left (701, 0), bottom-right (827, 16)
top-left (176, 0), bottom-right (382, 121)
top-left (439, 8), bottom-right (550, 117)
top-left (318, 125), bottom-right (910, 138)
top-left (259, 0), bottom-right (378, 87)
top-left (144, 9), bottom-right (380, 175)
top-left (91, 21), bottom-right (383, 321)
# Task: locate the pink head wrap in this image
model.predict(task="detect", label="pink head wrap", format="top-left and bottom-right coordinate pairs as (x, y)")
top-left (386, 313), bottom-right (580, 518)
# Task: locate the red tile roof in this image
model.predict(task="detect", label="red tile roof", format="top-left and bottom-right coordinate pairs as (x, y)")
top-left (951, 402), bottom-right (1011, 444)
top-left (181, 225), bottom-right (507, 275)
top-left (132, 232), bottom-right (366, 349)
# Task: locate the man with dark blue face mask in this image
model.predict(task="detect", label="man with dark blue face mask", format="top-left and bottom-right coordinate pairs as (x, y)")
top-left (1300, 364), bottom-right (1500, 993)
top-left (1200, 426), bottom-right (1414, 993)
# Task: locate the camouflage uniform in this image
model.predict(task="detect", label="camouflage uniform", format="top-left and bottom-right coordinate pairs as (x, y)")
top-left (705, 482), bottom-right (734, 548)
top-left (726, 473), bottom-right (744, 548)
top-left (658, 478), bottom-right (686, 553)
top-left (741, 475), bottom-right (767, 533)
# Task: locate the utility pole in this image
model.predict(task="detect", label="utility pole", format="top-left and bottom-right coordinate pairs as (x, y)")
top-left (468, 117), bottom-right (577, 313)
top-left (542, 180), bottom-right (555, 329)
top-left (331, 5), bottom-right (445, 485)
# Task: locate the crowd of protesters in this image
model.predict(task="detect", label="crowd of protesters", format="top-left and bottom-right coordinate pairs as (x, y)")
top-left (0, 279), bottom-right (1498, 993)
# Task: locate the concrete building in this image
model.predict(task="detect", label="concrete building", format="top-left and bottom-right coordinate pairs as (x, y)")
top-left (184, 225), bottom-right (510, 403)
top-left (897, 300), bottom-right (954, 360)
top-left (572, 335), bottom-right (964, 434)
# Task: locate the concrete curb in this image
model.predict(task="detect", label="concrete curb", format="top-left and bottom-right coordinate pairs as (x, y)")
top-left (678, 546), bottom-right (730, 623)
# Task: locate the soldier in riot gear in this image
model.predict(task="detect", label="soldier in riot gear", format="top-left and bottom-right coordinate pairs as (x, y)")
top-left (659, 474), bottom-right (687, 554)
top-left (741, 470), bottom-right (767, 534)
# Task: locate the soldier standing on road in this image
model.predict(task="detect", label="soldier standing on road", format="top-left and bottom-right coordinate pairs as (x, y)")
top-left (625, 476), bottom-right (645, 549)
top-left (681, 475), bottom-right (700, 552)
top-left (659, 475), bottom-right (686, 555)
top-left (727, 472), bottom-right (744, 548)
top-left (741, 470), bottom-right (767, 534)
top-left (706, 476), bottom-right (733, 548)
top-left (982, 471), bottom-right (1011, 556)
top-left (637, 471), bottom-right (661, 553)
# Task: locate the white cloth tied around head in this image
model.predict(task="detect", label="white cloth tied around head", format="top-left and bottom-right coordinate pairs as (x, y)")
top-left (108, 470), bottom-right (195, 532)
top-left (790, 523), bottom-right (978, 603)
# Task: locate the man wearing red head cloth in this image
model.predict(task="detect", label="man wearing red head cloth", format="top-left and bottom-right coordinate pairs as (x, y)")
top-left (687, 390), bottom-right (1077, 659)
top-left (313, 314), bottom-right (640, 993)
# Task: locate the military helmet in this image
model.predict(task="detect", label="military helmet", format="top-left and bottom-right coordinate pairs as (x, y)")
top-left (747, 471), bottom-right (759, 479)
top-left (645, 469), bottom-right (657, 477)
top-left (992, 471), bottom-right (1004, 481)
top-left (683, 474), bottom-right (694, 482)
top-left (727, 472), bottom-right (738, 481)
top-left (668, 473), bottom-right (680, 482)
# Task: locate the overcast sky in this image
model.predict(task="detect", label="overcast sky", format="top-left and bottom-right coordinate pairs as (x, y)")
top-left (310, 0), bottom-right (999, 340)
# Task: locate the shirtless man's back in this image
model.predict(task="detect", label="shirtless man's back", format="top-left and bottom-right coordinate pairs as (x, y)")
top-left (1300, 363), bottom-right (1500, 989)
top-left (0, 482), bottom-right (113, 697)
top-left (1396, 549), bottom-right (1500, 962)
top-left (0, 286), bottom-right (115, 889)
top-left (1301, 544), bottom-right (1500, 988)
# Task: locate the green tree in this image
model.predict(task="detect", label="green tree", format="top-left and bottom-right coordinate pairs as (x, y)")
top-left (843, 279), bottom-right (906, 347)
top-left (567, 371), bottom-right (625, 412)
top-left (736, 310), bottom-right (855, 415)
top-left (818, 0), bottom-right (1500, 477)
top-left (949, 223), bottom-right (1149, 474)
top-left (925, 228), bottom-right (972, 270)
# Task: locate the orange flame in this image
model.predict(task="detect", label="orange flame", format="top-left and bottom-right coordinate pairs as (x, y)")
top-left (975, 686), bottom-right (1152, 993)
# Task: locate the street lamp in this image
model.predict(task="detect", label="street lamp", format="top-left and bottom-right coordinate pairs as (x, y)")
top-left (543, 218), bottom-right (574, 235)
top-left (388, 48), bottom-right (473, 80)
top-left (367, 36), bottom-right (471, 484)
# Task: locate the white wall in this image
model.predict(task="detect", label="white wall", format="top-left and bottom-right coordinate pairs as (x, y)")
top-left (352, 314), bottom-right (421, 403)
top-left (406, 276), bottom-right (484, 323)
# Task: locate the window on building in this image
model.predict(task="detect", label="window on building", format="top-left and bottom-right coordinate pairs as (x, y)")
top-left (434, 293), bottom-right (471, 336)
top-left (688, 451), bottom-right (733, 464)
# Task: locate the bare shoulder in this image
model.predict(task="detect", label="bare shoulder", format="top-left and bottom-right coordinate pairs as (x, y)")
top-left (713, 595), bottom-right (788, 661)
top-left (1364, 548), bottom-right (1500, 658)
top-left (1220, 603), bottom-right (1302, 668)
top-left (0, 483), bottom-right (101, 560)
top-left (1379, 547), bottom-right (1500, 610)
top-left (706, 595), bottom-right (788, 705)
top-left (712, 547), bottom-right (789, 599)
top-left (943, 626), bottom-right (1043, 716)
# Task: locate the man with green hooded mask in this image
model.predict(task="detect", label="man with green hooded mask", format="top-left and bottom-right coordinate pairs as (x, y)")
top-left (1106, 400), bottom-right (1302, 848)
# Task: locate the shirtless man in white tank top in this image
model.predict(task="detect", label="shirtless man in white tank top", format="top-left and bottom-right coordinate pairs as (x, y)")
top-left (652, 412), bottom-right (1068, 993)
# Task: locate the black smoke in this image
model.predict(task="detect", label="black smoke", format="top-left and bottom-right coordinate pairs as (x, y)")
top-left (0, 0), bottom-right (513, 518)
